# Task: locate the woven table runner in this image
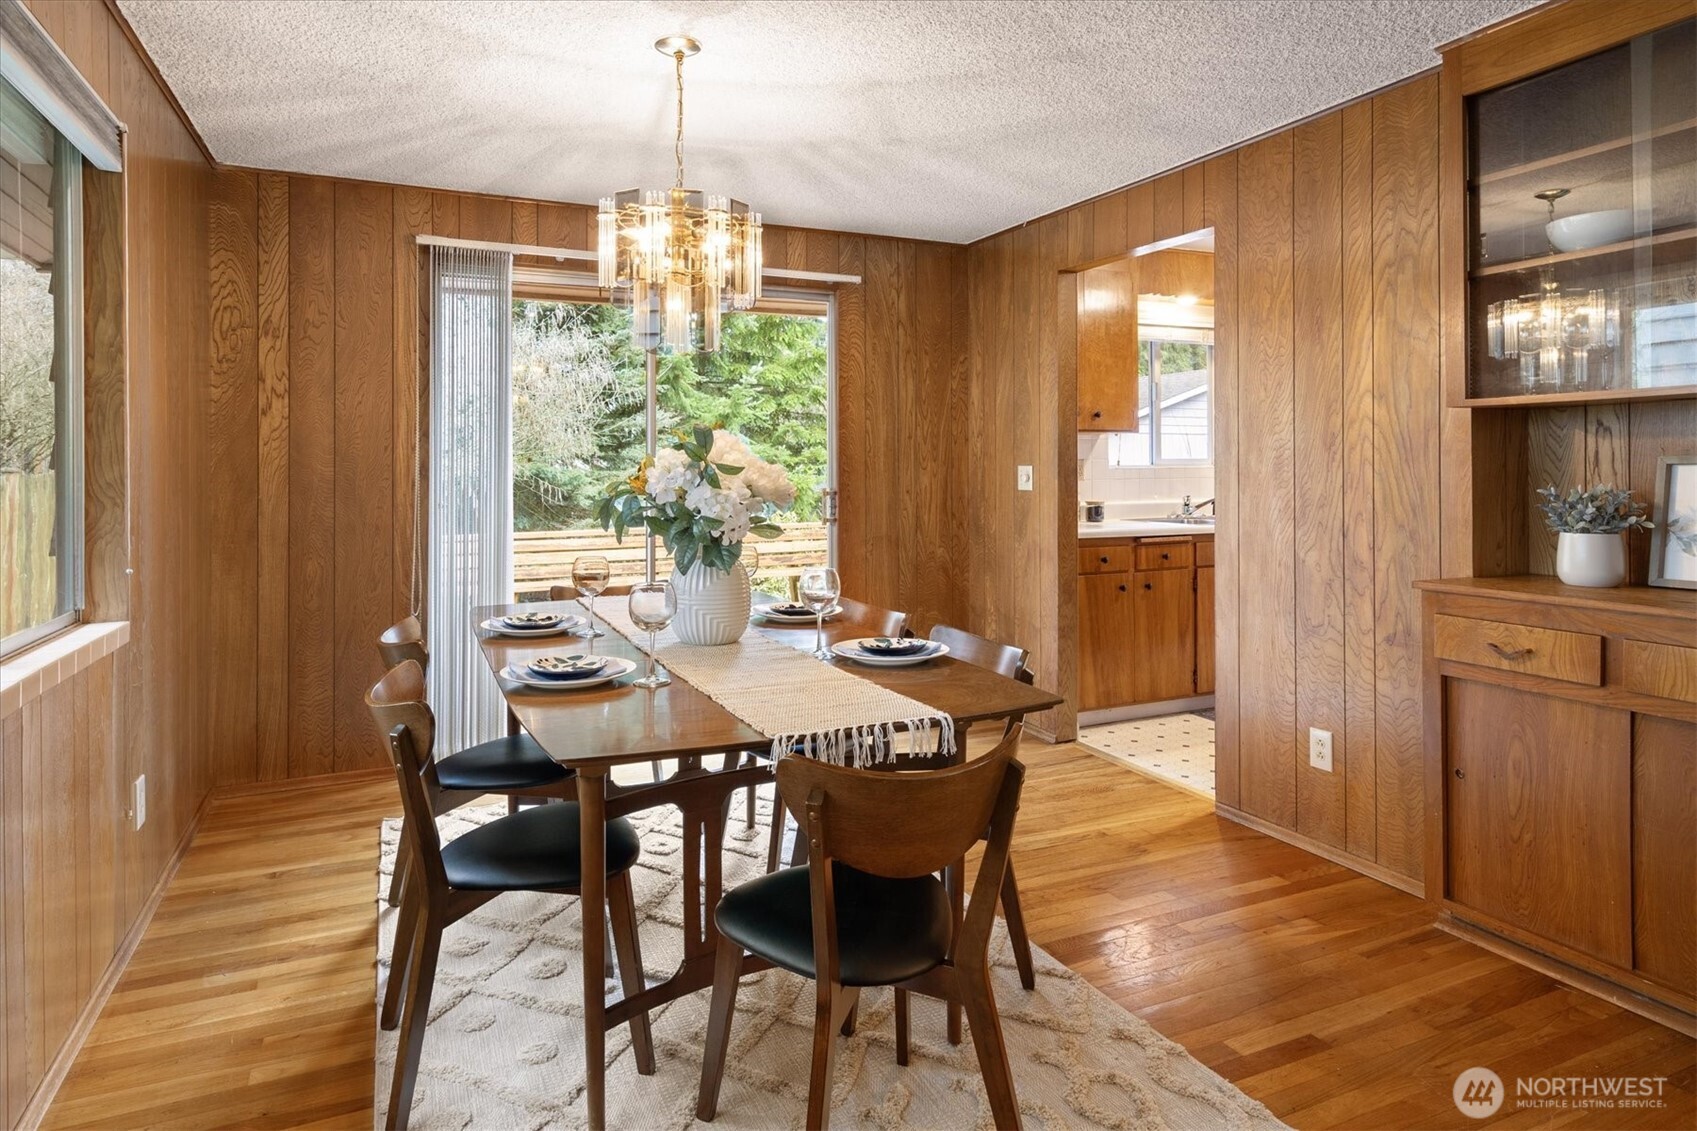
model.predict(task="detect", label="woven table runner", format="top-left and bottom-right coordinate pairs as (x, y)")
top-left (588, 601), bottom-right (954, 767)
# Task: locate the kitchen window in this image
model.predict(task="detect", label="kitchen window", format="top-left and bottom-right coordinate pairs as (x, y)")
top-left (1107, 334), bottom-right (1213, 467)
top-left (1, 74), bottom-right (85, 657)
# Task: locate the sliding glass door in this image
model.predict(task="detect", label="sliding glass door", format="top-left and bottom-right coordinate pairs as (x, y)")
top-left (507, 284), bottom-right (834, 597)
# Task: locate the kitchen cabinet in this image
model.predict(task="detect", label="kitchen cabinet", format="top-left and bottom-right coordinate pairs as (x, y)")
top-left (1418, 577), bottom-right (1697, 1029)
top-left (1077, 534), bottom-right (1213, 711)
top-left (1130, 569), bottom-right (1195, 703)
top-left (1195, 565), bottom-right (1215, 695)
top-left (1078, 572), bottom-right (1136, 709)
top-left (1076, 258), bottom-right (1138, 431)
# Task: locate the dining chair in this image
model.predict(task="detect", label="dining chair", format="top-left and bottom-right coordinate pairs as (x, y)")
top-left (368, 660), bottom-right (654, 1131)
top-left (375, 617), bottom-right (575, 907)
top-left (764, 597), bottom-right (910, 870)
top-left (697, 725), bottom-right (1027, 1130)
top-left (927, 624), bottom-right (1039, 992)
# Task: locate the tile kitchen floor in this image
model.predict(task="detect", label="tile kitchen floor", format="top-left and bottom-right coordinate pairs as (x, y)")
top-left (1079, 710), bottom-right (1215, 799)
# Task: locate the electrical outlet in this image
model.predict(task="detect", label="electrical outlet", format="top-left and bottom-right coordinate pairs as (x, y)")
top-left (133, 774), bottom-right (147, 830)
top-left (1308, 728), bottom-right (1333, 773)
top-left (1016, 465), bottom-right (1034, 491)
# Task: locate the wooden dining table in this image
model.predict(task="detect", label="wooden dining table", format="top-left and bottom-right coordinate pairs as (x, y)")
top-left (473, 596), bottom-right (1062, 1131)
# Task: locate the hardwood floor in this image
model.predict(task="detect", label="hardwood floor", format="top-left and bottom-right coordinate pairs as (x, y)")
top-left (44, 745), bottom-right (1696, 1129)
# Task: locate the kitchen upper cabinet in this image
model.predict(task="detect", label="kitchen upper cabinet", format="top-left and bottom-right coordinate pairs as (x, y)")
top-left (1130, 569), bottom-right (1196, 703)
top-left (1078, 571), bottom-right (1136, 710)
top-left (1077, 259), bottom-right (1138, 431)
top-left (1195, 565), bottom-right (1215, 695)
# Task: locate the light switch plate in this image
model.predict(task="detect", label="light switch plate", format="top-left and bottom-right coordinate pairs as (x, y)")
top-left (1308, 728), bottom-right (1333, 773)
top-left (133, 774), bottom-right (147, 830)
top-left (1016, 465), bottom-right (1034, 491)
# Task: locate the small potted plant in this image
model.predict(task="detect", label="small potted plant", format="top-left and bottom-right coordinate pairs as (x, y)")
top-left (598, 425), bottom-right (794, 644)
top-left (1536, 484), bottom-right (1653, 588)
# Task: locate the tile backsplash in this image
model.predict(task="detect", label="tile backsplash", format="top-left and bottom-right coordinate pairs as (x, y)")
top-left (1077, 434), bottom-right (1214, 519)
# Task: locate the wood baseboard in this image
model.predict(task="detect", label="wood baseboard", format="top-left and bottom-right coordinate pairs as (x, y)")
top-left (1215, 803), bottom-right (1426, 899)
top-left (212, 765), bottom-right (391, 798)
top-left (1437, 915), bottom-right (1697, 1037)
top-left (16, 789), bottom-right (212, 1130)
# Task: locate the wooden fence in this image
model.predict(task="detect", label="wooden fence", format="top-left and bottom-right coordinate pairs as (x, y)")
top-left (1, 472), bottom-right (58, 639)
top-left (513, 522), bottom-right (828, 598)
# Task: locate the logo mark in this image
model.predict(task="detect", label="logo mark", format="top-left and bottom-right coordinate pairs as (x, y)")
top-left (1455, 1067), bottom-right (1505, 1118)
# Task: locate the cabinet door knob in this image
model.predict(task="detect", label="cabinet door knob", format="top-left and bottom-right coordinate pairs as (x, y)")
top-left (1143, 582), bottom-right (1153, 590)
top-left (1486, 642), bottom-right (1533, 661)
top-left (1091, 410), bottom-right (1102, 419)
top-left (1118, 584), bottom-right (1127, 592)
top-left (1453, 768), bottom-right (1465, 780)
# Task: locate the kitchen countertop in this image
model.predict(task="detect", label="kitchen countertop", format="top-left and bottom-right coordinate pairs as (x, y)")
top-left (1078, 519), bottom-right (1215, 539)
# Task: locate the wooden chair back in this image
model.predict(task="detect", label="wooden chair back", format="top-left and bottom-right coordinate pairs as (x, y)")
top-left (776, 725), bottom-right (1023, 881)
top-left (367, 661), bottom-right (448, 890)
top-left (927, 623), bottom-right (1026, 680)
top-left (837, 597), bottom-right (907, 638)
top-left (549, 583), bottom-right (634, 600)
top-left (378, 616), bottom-right (428, 672)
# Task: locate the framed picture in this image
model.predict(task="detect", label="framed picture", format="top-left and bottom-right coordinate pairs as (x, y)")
top-left (1648, 457), bottom-right (1697, 590)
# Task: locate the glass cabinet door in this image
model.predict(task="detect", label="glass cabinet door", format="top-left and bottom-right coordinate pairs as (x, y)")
top-left (1467, 18), bottom-right (1696, 400)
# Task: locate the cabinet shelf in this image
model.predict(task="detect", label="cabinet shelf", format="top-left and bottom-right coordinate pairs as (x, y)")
top-left (1469, 225), bottom-right (1696, 279)
top-left (1471, 116), bottom-right (1697, 187)
top-left (1458, 383), bottom-right (1697, 408)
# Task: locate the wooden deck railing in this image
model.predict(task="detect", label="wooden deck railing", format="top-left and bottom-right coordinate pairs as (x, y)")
top-left (513, 522), bottom-right (828, 598)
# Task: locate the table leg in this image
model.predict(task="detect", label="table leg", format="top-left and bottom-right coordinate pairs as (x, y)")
top-left (579, 768), bottom-right (608, 1131)
top-left (946, 722), bottom-right (965, 1045)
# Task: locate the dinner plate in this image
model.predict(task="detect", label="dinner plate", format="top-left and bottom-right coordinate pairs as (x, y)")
top-left (754, 604), bottom-right (842, 623)
top-left (480, 614), bottom-right (586, 637)
top-left (527, 653), bottom-right (610, 679)
top-left (500, 657), bottom-right (635, 689)
top-left (830, 639), bottom-right (950, 667)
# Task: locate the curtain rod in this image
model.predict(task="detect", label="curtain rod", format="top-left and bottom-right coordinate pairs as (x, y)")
top-left (415, 234), bottom-right (863, 285)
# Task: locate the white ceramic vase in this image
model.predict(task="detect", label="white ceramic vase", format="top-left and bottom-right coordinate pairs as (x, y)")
top-left (1555, 531), bottom-right (1627, 588)
top-left (669, 564), bottom-right (751, 645)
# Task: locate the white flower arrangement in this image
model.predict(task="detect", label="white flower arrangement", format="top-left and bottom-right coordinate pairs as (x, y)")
top-left (598, 425), bottom-right (795, 574)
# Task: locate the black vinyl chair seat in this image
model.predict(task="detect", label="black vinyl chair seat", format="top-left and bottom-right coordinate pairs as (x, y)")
top-left (441, 803), bottom-right (641, 891)
top-left (436, 734), bottom-right (570, 792)
top-left (715, 862), bottom-right (951, 987)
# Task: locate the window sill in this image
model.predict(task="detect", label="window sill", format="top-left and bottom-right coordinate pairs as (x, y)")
top-left (0, 620), bottom-right (129, 719)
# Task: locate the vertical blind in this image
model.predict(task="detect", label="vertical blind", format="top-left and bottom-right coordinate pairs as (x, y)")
top-left (427, 246), bottom-right (513, 754)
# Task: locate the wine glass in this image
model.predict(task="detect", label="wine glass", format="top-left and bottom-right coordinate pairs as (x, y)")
top-left (798, 566), bottom-right (841, 661)
top-left (628, 582), bottom-right (676, 689)
top-left (572, 555), bottom-right (611, 650)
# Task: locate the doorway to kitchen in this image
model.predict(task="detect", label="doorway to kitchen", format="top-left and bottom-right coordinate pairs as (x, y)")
top-left (1072, 229), bottom-right (1219, 800)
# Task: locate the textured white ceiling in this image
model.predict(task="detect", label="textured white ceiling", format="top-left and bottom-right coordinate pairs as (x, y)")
top-left (116, 0), bottom-right (1539, 243)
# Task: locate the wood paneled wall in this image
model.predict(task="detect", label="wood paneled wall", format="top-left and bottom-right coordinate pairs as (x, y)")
top-left (2, 2), bottom-right (214, 1126)
top-left (206, 172), bottom-right (969, 780)
top-left (966, 74), bottom-right (1455, 886)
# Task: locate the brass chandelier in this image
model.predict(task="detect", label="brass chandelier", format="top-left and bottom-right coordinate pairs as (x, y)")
top-left (597, 35), bottom-right (763, 353)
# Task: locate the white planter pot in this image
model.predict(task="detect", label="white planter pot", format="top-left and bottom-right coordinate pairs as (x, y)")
top-left (670, 564), bottom-right (751, 645)
top-left (1555, 531), bottom-right (1627, 588)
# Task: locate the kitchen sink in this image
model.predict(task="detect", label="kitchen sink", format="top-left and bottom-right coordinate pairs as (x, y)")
top-left (1148, 517), bottom-right (1216, 527)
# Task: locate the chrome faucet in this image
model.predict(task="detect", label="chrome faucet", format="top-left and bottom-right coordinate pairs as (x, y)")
top-left (1174, 495), bottom-right (1217, 519)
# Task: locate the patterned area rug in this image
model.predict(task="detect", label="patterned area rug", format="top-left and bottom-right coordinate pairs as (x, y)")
top-left (374, 792), bottom-right (1285, 1130)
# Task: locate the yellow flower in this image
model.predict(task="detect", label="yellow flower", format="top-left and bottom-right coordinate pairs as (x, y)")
top-left (628, 455), bottom-right (652, 494)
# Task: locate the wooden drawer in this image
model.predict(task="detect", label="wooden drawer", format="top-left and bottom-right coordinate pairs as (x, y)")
top-left (1135, 539), bottom-right (1193, 571)
top-left (1623, 640), bottom-right (1697, 704)
top-left (1194, 538), bottom-right (1215, 567)
top-left (1433, 614), bottom-right (1602, 686)
top-left (1078, 543), bottom-right (1131, 575)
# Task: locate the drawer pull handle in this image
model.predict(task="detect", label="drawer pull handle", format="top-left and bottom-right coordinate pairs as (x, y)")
top-left (1486, 642), bottom-right (1533, 662)
top-left (1100, 556), bottom-right (1109, 564)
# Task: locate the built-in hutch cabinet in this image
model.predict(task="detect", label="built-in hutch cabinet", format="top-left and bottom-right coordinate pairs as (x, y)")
top-left (1424, 0), bottom-right (1697, 1034)
top-left (1078, 535), bottom-right (1213, 710)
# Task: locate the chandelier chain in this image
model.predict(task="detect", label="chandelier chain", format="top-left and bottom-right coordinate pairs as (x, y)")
top-left (673, 50), bottom-right (685, 189)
